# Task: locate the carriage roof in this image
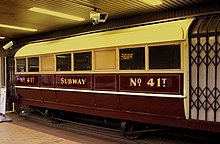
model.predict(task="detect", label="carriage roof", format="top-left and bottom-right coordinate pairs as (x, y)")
top-left (15, 18), bottom-right (193, 57)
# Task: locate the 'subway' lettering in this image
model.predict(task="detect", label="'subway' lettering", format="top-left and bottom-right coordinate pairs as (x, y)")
top-left (60, 77), bottom-right (86, 85)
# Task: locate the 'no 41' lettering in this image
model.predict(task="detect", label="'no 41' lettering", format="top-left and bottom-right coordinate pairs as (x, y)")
top-left (130, 78), bottom-right (167, 87)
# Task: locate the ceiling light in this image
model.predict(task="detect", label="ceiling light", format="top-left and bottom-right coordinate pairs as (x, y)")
top-left (0, 37), bottom-right (5, 39)
top-left (29, 7), bottom-right (85, 21)
top-left (0, 24), bottom-right (37, 32)
top-left (141, 0), bottom-right (163, 5)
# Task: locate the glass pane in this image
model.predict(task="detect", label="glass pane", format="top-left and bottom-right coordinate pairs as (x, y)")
top-left (149, 44), bottom-right (180, 69)
top-left (28, 57), bottom-right (39, 72)
top-left (17, 58), bottom-right (26, 72)
top-left (56, 54), bottom-right (71, 71)
top-left (120, 47), bottom-right (145, 70)
top-left (74, 52), bottom-right (91, 71)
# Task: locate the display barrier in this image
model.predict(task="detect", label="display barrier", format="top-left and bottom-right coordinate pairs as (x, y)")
top-left (0, 87), bottom-right (12, 122)
top-left (0, 87), bottom-right (6, 115)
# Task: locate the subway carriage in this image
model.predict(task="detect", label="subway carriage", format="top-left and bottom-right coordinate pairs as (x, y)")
top-left (14, 16), bottom-right (220, 137)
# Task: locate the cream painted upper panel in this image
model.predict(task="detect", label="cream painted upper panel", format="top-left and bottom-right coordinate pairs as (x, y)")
top-left (15, 18), bottom-right (193, 57)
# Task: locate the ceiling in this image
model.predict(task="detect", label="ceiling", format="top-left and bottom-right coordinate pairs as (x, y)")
top-left (0, 0), bottom-right (218, 44)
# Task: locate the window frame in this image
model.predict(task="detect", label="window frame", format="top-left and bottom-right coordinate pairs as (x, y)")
top-left (94, 48), bottom-right (116, 71)
top-left (27, 56), bottom-right (40, 72)
top-left (118, 45), bottom-right (146, 71)
top-left (41, 54), bottom-right (55, 73)
top-left (146, 41), bottom-right (183, 73)
top-left (73, 51), bottom-right (92, 71)
top-left (55, 53), bottom-right (72, 72)
top-left (16, 57), bottom-right (27, 73)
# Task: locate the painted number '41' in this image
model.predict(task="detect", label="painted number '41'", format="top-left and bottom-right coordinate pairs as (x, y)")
top-left (147, 78), bottom-right (167, 87)
top-left (26, 77), bottom-right (35, 83)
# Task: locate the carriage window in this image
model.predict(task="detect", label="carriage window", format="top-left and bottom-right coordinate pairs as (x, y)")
top-left (119, 47), bottom-right (145, 70)
top-left (41, 55), bottom-right (54, 71)
top-left (149, 44), bottom-right (180, 69)
top-left (16, 58), bottom-right (26, 72)
top-left (28, 57), bottom-right (39, 72)
top-left (94, 49), bottom-right (116, 70)
top-left (74, 52), bottom-right (91, 71)
top-left (56, 54), bottom-right (71, 71)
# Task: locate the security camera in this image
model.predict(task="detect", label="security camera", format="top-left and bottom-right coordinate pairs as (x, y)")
top-left (91, 18), bottom-right (99, 25)
top-left (3, 41), bottom-right (13, 50)
top-left (90, 10), bottom-right (108, 25)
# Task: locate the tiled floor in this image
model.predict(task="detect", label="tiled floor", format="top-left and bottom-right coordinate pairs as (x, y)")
top-left (0, 122), bottom-right (75, 144)
top-left (0, 113), bottom-right (124, 144)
